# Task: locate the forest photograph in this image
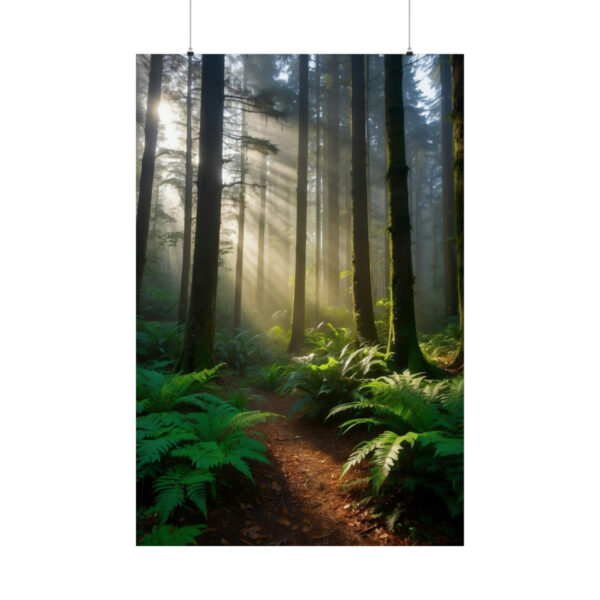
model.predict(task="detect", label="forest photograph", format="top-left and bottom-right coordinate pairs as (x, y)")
top-left (136, 53), bottom-right (464, 546)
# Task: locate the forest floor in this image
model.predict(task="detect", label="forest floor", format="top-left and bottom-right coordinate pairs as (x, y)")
top-left (196, 381), bottom-right (451, 546)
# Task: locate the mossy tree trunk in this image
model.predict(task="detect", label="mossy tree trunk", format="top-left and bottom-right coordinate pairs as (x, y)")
top-left (136, 54), bottom-right (163, 313)
top-left (177, 54), bottom-right (225, 372)
top-left (288, 54), bottom-right (309, 354)
top-left (178, 52), bottom-right (194, 324)
top-left (351, 55), bottom-right (379, 345)
top-left (441, 55), bottom-right (458, 320)
top-left (450, 54), bottom-right (464, 369)
top-left (385, 54), bottom-right (432, 373)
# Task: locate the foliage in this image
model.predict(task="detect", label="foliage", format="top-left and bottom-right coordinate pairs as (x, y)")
top-left (136, 319), bottom-right (184, 367)
top-left (333, 372), bottom-right (463, 526)
top-left (419, 318), bottom-right (461, 367)
top-left (139, 286), bottom-right (177, 321)
top-left (225, 387), bottom-right (265, 411)
top-left (245, 364), bottom-right (290, 392)
top-left (281, 344), bottom-right (388, 420)
top-left (136, 363), bottom-right (224, 414)
top-left (215, 330), bottom-right (274, 374)
top-left (319, 306), bottom-right (354, 329)
top-left (137, 394), bottom-right (281, 525)
top-left (138, 524), bottom-right (206, 546)
top-left (305, 322), bottom-right (354, 357)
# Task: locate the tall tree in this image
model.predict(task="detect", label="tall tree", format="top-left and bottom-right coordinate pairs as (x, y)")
top-left (450, 54), bottom-right (464, 369)
top-left (288, 55), bottom-right (309, 354)
top-left (178, 51), bottom-right (195, 324)
top-left (233, 59), bottom-right (247, 331)
top-left (440, 55), bottom-right (458, 320)
top-left (314, 55), bottom-right (322, 323)
top-left (136, 54), bottom-right (163, 312)
top-left (325, 55), bottom-right (340, 306)
top-left (256, 150), bottom-right (268, 311)
top-left (177, 55), bottom-right (225, 372)
top-left (351, 55), bottom-right (379, 344)
top-left (385, 54), bottom-right (432, 373)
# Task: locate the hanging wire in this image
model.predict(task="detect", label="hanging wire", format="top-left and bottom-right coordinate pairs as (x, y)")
top-left (407, 0), bottom-right (413, 55)
top-left (187, 0), bottom-right (193, 55)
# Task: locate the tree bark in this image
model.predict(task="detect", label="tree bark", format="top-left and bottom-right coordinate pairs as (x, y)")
top-left (288, 55), bottom-right (310, 354)
top-left (325, 55), bottom-right (340, 307)
top-left (314, 55), bottom-right (322, 324)
top-left (256, 151), bottom-right (267, 312)
top-left (385, 55), bottom-right (431, 373)
top-left (441, 55), bottom-right (458, 320)
top-left (351, 55), bottom-right (379, 344)
top-left (178, 53), bottom-right (194, 324)
top-left (233, 61), bottom-right (247, 331)
top-left (136, 54), bottom-right (163, 313)
top-left (450, 54), bottom-right (464, 369)
top-left (177, 54), bottom-right (225, 372)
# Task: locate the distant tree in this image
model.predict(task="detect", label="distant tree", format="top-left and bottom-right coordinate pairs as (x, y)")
top-left (325, 55), bottom-right (340, 306)
top-left (288, 55), bottom-right (309, 353)
top-left (385, 54), bottom-right (434, 373)
top-left (314, 54), bottom-right (322, 323)
top-left (450, 54), bottom-right (464, 369)
top-left (440, 55), bottom-right (458, 320)
top-left (351, 55), bottom-right (379, 344)
top-left (177, 54), bottom-right (225, 372)
top-left (233, 59), bottom-right (247, 331)
top-left (177, 52), bottom-right (195, 324)
top-left (136, 54), bottom-right (163, 312)
top-left (256, 150), bottom-right (268, 311)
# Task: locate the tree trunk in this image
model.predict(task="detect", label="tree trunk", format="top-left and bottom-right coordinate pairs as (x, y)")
top-left (385, 54), bottom-right (431, 373)
top-left (233, 61), bottom-right (247, 331)
top-left (178, 52), bottom-right (194, 324)
top-left (325, 55), bottom-right (340, 307)
top-left (450, 54), bottom-right (464, 369)
top-left (177, 54), bottom-right (225, 372)
top-left (136, 54), bottom-right (163, 313)
top-left (256, 151), bottom-right (267, 312)
top-left (314, 55), bottom-right (322, 324)
top-left (441, 55), bottom-right (458, 320)
top-left (351, 55), bottom-right (379, 344)
top-left (288, 54), bottom-right (309, 354)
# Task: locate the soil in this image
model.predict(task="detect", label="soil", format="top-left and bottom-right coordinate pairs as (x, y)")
top-left (195, 388), bottom-right (415, 546)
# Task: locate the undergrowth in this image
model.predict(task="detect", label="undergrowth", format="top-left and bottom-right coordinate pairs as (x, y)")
top-left (136, 365), bottom-right (282, 545)
top-left (332, 371), bottom-right (464, 537)
top-left (280, 343), bottom-right (388, 420)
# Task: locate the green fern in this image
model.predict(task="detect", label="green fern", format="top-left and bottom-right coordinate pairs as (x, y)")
top-left (336, 372), bottom-right (464, 524)
top-left (136, 364), bottom-right (225, 414)
top-left (138, 524), bottom-right (206, 546)
top-left (282, 344), bottom-right (388, 420)
top-left (137, 400), bottom-right (282, 524)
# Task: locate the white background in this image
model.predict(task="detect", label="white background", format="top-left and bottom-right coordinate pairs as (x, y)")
top-left (1, 0), bottom-right (599, 598)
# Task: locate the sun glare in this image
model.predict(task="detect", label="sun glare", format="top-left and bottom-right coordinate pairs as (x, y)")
top-left (158, 101), bottom-right (181, 148)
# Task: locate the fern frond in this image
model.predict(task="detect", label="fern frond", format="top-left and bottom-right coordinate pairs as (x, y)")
top-left (138, 524), bottom-right (205, 546)
top-left (137, 431), bottom-right (192, 467)
top-left (153, 465), bottom-right (189, 523)
top-left (340, 437), bottom-right (385, 479)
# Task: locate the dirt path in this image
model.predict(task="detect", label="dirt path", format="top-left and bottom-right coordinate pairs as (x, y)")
top-left (197, 389), bottom-right (412, 546)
